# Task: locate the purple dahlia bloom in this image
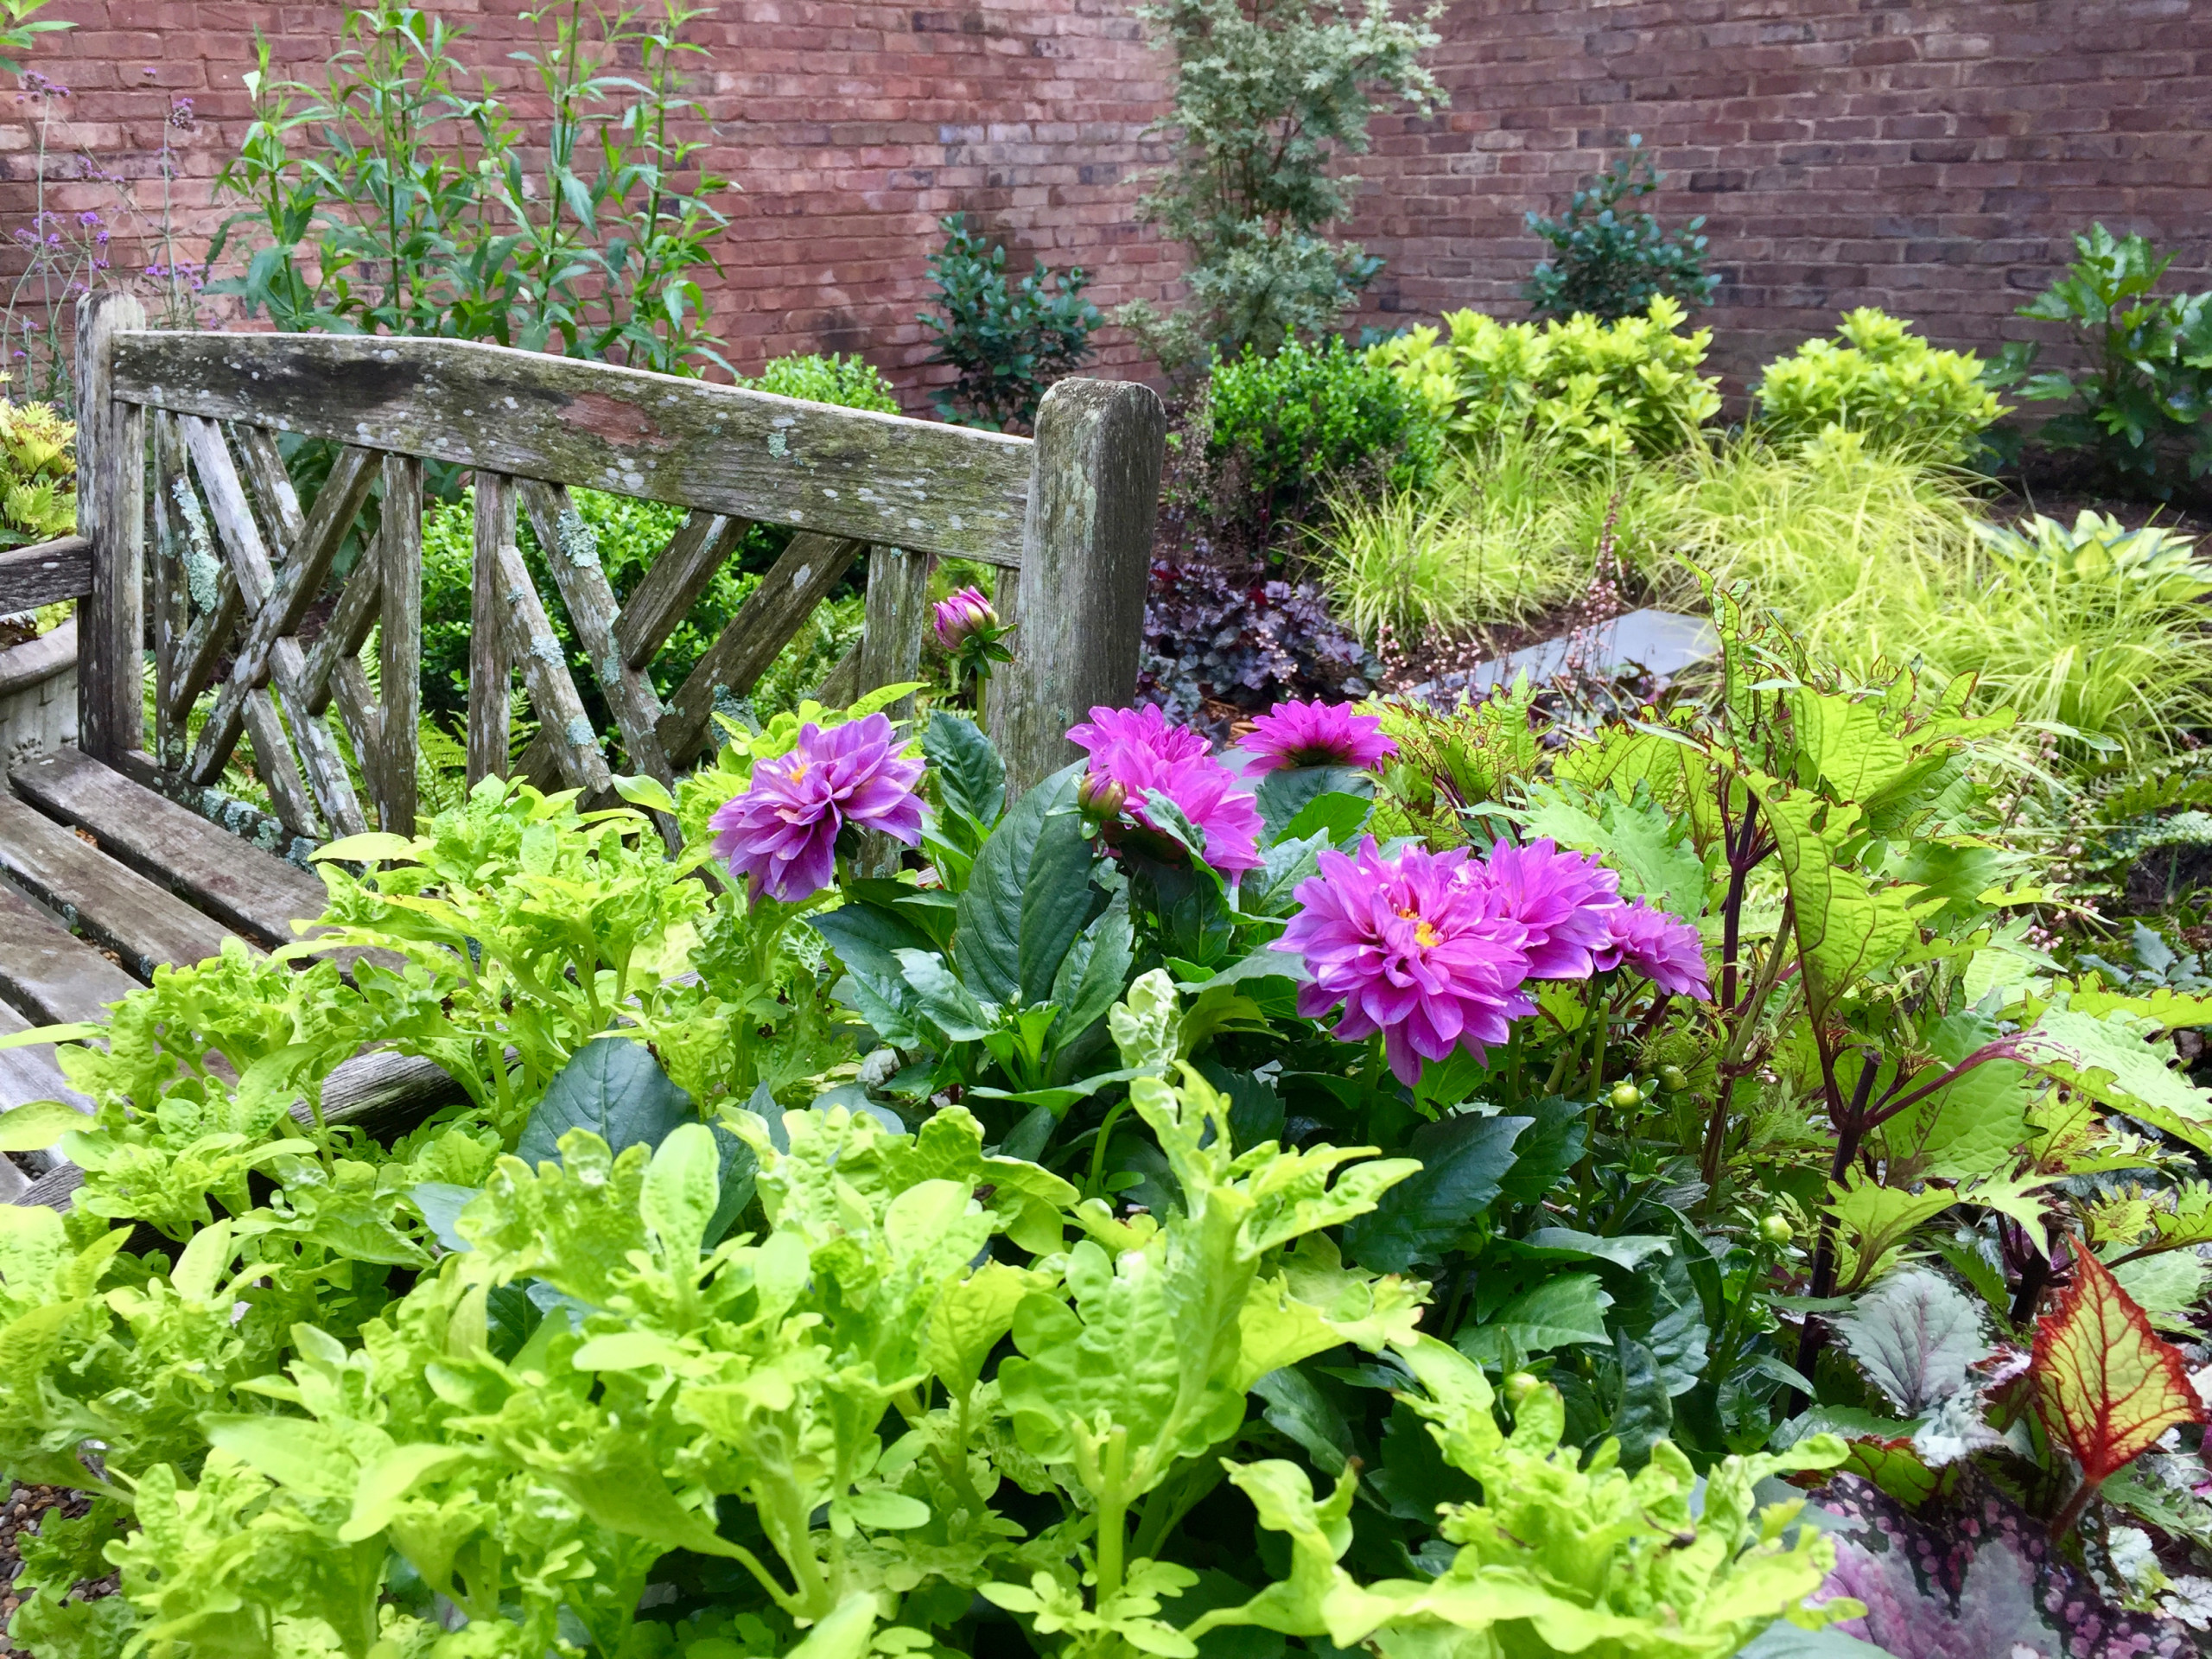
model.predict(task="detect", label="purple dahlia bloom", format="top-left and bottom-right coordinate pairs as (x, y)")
top-left (1592, 899), bottom-right (1711, 1000)
top-left (1242, 699), bottom-right (1398, 775)
top-left (1273, 836), bottom-right (1535, 1086)
top-left (1466, 838), bottom-right (1623, 980)
top-left (1069, 703), bottom-right (1262, 874)
top-left (708, 714), bottom-right (925, 904)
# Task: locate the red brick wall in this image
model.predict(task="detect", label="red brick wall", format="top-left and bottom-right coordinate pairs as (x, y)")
top-left (0, 0), bottom-right (1179, 408)
top-left (5, 0), bottom-right (2209, 409)
top-left (1349, 0), bottom-right (2212, 388)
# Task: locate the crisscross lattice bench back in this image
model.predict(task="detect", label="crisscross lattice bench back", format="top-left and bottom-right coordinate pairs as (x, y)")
top-left (60, 291), bottom-right (1165, 846)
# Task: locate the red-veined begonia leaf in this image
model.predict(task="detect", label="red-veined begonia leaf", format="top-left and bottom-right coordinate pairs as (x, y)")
top-left (2031, 1243), bottom-right (2205, 1494)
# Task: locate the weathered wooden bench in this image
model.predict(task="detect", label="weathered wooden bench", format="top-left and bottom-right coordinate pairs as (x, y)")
top-left (1, 292), bottom-right (1166, 1205)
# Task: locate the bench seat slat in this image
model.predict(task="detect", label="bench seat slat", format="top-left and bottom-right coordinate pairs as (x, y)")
top-left (10, 749), bottom-right (332, 949)
top-left (0, 876), bottom-right (143, 1024)
top-left (0, 791), bottom-right (243, 978)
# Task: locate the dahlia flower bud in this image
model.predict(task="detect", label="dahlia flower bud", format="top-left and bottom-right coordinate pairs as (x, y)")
top-left (932, 586), bottom-right (996, 652)
top-left (1077, 770), bottom-right (1128, 822)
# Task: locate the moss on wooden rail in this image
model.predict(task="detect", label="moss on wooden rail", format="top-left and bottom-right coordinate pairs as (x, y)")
top-left (110, 331), bottom-right (1033, 564)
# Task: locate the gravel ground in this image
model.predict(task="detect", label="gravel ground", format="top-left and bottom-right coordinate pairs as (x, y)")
top-left (0, 1483), bottom-right (115, 1654)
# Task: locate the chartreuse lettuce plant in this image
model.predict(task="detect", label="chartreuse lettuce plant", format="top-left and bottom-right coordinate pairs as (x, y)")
top-left (1193, 1340), bottom-right (1854, 1659)
top-left (2, 1049), bottom-right (1851, 1659)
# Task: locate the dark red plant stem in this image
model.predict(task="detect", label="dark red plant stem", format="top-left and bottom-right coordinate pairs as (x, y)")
top-left (1719, 793), bottom-right (1762, 1015)
top-left (2050, 1473), bottom-right (2101, 1542)
top-left (1700, 791), bottom-right (1770, 1193)
top-left (2009, 1228), bottom-right (2055, 1329)
top-left (1860, 1039), bottom-right (2024, 1134)
top-left (1788, 1048), bottom-right (1885, 1404)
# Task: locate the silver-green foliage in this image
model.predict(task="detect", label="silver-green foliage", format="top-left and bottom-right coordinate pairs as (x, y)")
top-left (1117, 0), bottom-right (1445, 377)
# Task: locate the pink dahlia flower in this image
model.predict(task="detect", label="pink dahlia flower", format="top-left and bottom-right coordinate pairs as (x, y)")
top-left (1070, 703), bottom-right (1262, 874)
top-left (1243, 699), bottom-right (1398, 774)
top-left (1592, 899), bottom-right (1711, 1000)
top-left (1468, 838), bottom-right (1623, 980)
top-left (708, 714), bottom-right (925, 904)
top-left (932, 585), bottom-right (995, 651)
top-left (1272, 836), bottom-right (1535, 1086)
top-left (1067, 702), bottom-right (1210, 771)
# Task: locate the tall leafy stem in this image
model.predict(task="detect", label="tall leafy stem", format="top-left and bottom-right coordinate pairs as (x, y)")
top-left (209, 0), bottom-right (732, 377)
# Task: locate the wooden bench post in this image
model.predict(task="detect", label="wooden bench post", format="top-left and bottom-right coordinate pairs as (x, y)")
top-left (989, 379), bottom-right (1166, 795)
top-left (74, 291), bottom-right (148, 765)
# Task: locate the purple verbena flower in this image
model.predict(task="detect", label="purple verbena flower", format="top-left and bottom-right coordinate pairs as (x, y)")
top-left (707, 713), bottom-right (924, 904)
top-left (1242, 698), bottom-right (1397, 774)
top-left (1592, 899), bottom-right (1711, 1000)
top-left (1274, 836), bottom-right (1535, 1086)
top-left (1465, 838), bottom-right (1622, 980)
top-left (931, 585), bottom-right (995, 652)
top-left (1070, 702), bottom-right (1262, 874)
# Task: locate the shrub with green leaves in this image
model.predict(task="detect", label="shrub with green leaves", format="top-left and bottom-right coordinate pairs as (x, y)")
top-left (211, 0), bottom-right (734, 377)
top-left (1522, 135), bottom-right (1718, 322)
top-left (1993, 222), bottom-right (2212, 493)
top-left (920, 213), bottom-right (1100, 433)
top-left (1198, 334), bottom-right (1441, 550)
top-left (1116, 0), bottom-right (1443, 378)
top-left (741, 351), bottom-right (900, 414)
top-left (1372, 296), bottom-right (1721, 465)
top-left (1753, 308), bottom-right (2008, 467)
top-left (8, 612), bottom-right (2212, 1654)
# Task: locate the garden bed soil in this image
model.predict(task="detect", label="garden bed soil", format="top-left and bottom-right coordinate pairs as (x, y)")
top-left (1989, 487), bottom-right (2212, 540)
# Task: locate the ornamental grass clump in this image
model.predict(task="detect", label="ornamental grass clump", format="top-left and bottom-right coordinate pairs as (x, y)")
top-left (1313, 430), bottom-right (1659, 645)
top-left (1641, 430), bottom-right (1983, 664)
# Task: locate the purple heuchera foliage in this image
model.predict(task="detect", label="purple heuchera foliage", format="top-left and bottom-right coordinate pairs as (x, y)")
top-left (1811, 1476), bottom-right (2196, 1659)
top-left (1136, 560), bottom-right (1379, 740)
top-left (708, 714), bottom-right (925, 904)
top-left (1242, 698), bottom-right (1397, 774)
top-left (1593, 897), bottom-right (1713, 1000)
top-left (1275, 837), bottom-right (1537, 1086)
top-left (1069, 703), bottom-right (1262, 874)
top-left (1471, 838), bottom-right (1623, 980)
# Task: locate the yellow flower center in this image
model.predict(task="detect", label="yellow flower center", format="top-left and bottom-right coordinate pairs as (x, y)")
top-left (1397, 906), bottom-right (1440, 948)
